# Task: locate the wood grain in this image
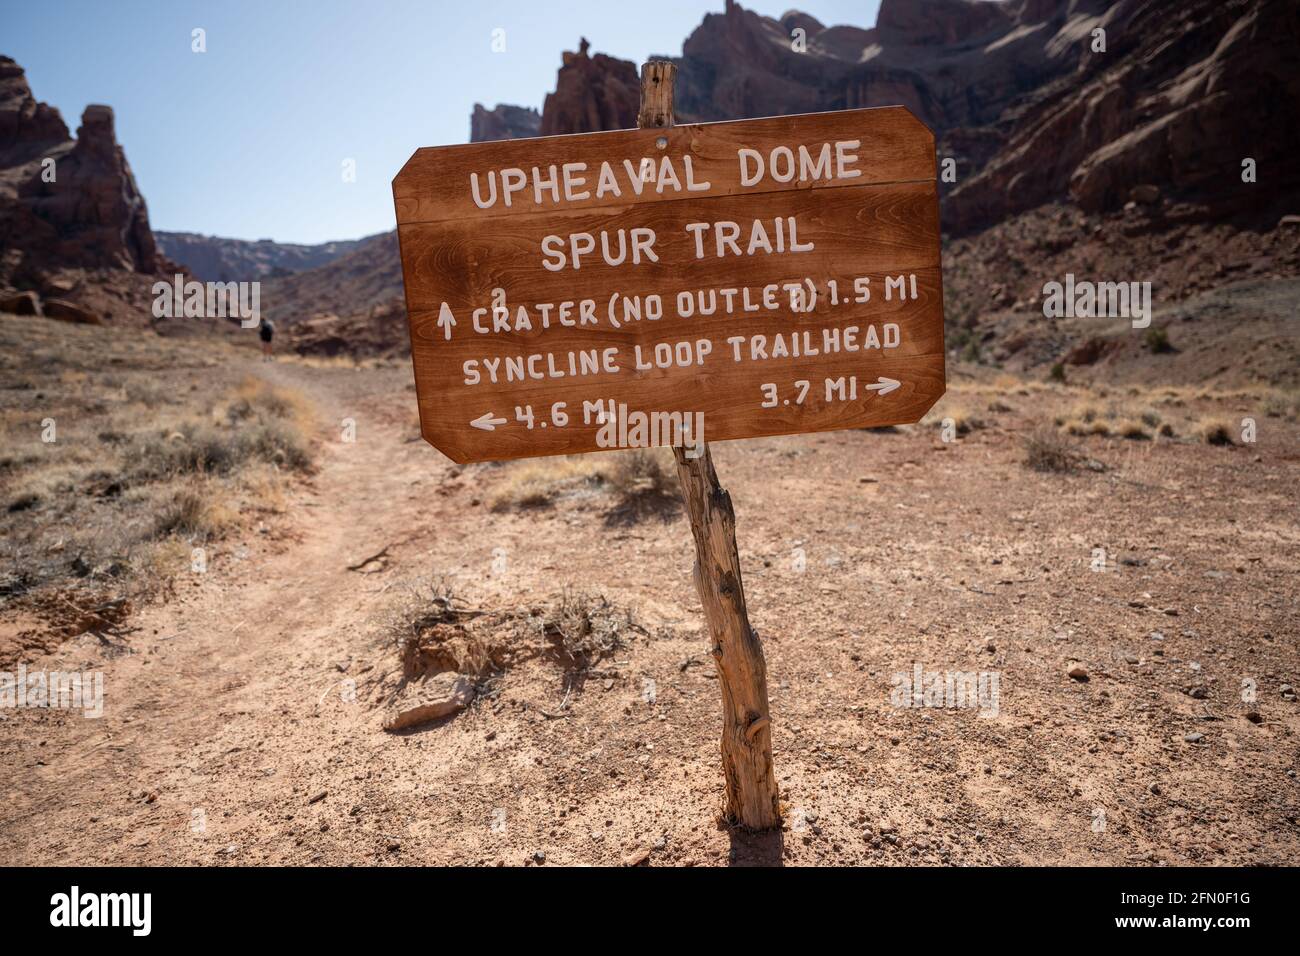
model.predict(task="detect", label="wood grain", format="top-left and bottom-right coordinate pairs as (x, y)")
top-left (399, 180), bottom-right (940, 311)
top-left (393, 107), bottom-right (945, 464)
top-left (637, 61), bottom-right (676, 129)
top-left (393, 106), bottom-right (935, 225)
top-left (672, 441), bottom-right (780, 829)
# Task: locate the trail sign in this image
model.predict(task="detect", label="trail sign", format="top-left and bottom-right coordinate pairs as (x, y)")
top-left (393, 105), bottom-right (945, 464)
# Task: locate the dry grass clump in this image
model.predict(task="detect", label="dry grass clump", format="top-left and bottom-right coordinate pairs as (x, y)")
top-left (1260, 388), bottom-right (1300, 421)
top-left (132, 421), bottom-right (287, 479)
top-left (222, 376), bottom-right (313, 427)
top-left (133, 379), bottom-right (314, 480)
top-left (987, 373), bottom-right (1042, 397)
top-left (489, 448), bottom-right (686, 522)
top-left (922, 397), bottom-right (986, 436)
top-left (1023, 425), bottom-right (1081, 473)
top-left (152, 483), bottom-right (237, 538)
top-left (603, 448), bottom-right (681, 525)
top-left (489, 456), bottom-right (606, 512)
top-left (1056, 399), bottom-right (1167, 440)
top-left (1199, 418), bottom-right (1236, 446)
top-left (239, 469), bottom-right (291, 516)
top-left (1115, 419), bottom-right (1152, 440)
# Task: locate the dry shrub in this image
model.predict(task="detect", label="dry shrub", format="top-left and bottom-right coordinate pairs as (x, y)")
top-left (1144, 326), bottom-right (1173, 353)
top-left (603, 448), bottom-right (681, 525)
top-left (7, 490), bottom-right (40, 513)
top-left (598, 447), bottom-right (681, 522)
top-left (130, 537), bottom-right (189, 597)
top-left (607, 448), bottom-right (673, 497)
top-left (385, 580), bottom-right (642, 693)
top-left (223, 376), bottom-right (312, 427)
top-left (1056, 400), bottom-right (1102, 434)
top-left (239, 417), bottom-right (313, 471)
top-left (132, 376), bottom-right (314, 480)
top-left (388, 577), bottom-right (494, 681)
top-left (123, 379), bottom-right (173, 406)
top-left (535, 589), bottom-right (639, 671)
top-left (240, 468), bottom-right (290, 515)
top-left (1072, 419), bottom-right (1111, 437)
top-left (1024, 426), bottom-right (1080, 473)
top-left (152, 484), bottom-right (235, 539)
top-left (1200, 419), bottom-right (1235, 446)
top-left (1116, 419), bottom-right (1151, 440)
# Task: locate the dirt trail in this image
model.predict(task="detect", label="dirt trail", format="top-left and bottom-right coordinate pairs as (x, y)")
top-left (2, 356), bottom-right (1298, 866)
top-left (1, 357), bottom-right (454, 863)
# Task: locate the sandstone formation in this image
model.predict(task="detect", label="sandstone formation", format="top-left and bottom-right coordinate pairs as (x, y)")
top-left (470, 103), bottom-right (541, 143)
top-left (283, 298), bottom-right (409, 358)
top-left (518, 1), bottom-right (1300, 235)
top-left (538, 38), bottom-right (639, 136)
top-left (264, 231), bottom-right (403, 328)
top-left (948, 0), bottom-right (1300, 232)
top-left (0, 56), bottom-right (175, 319)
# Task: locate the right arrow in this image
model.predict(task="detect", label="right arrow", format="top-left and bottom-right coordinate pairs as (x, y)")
top-left (865, 376), bottom-right (901, 396)
top-left (470, 411), bottom-right (508, 431)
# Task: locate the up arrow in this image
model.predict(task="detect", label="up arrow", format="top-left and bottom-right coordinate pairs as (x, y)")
top-left (436, 302), bottom-right (457, 341)
top-left (470, 411), bottom-right (508, 431)
top-left (865, 377), bottom-right (901, 396)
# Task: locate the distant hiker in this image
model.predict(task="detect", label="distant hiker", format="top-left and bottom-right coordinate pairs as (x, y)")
top-left (258, 317), bottom-right (275, 361)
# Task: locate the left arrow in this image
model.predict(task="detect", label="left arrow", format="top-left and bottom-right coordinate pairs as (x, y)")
top-left (437, 302), bottom-right (457, 341)
top-left (470, 412), bottom-right (508, 431)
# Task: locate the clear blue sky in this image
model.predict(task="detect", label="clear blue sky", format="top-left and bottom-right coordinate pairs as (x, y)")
top-left (4, 0), bottom-right (882, 244)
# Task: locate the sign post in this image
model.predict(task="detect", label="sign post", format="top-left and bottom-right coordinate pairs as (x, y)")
top-left (638, 60), bottom-right (779, 830)
top-left (392, 60), bottom-right (945, 830)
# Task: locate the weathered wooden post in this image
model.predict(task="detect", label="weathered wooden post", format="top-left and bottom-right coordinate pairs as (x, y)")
top-left (638, 60), bottom-right (781, 830)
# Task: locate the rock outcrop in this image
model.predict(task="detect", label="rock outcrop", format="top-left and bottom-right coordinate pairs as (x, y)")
top-left (283, 297), bottom-right (409, 358)
top-left (946, 0), bottom-right (1300, 233)
top-left (470, 103), bottom-right (541, 143)
top-left (498, 1), bottom-right (1300, 234)
top-left (0, 56), bottom-right (174, 316)
top-left (538, 38), bottom-right (639, 136)
top-left (264, 231), bottom-right (403, 328)
top-left (0, 56), bottom-right (67, 148)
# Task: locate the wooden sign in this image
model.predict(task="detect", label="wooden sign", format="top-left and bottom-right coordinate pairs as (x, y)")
top-left (393, 106), bottom-right (945, 464)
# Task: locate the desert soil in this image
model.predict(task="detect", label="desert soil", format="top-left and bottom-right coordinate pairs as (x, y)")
top-left (2, 345), bottom-right (1298, 867)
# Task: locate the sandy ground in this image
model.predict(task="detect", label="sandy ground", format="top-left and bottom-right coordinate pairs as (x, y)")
top-left (2, 353), bottom-right (1298, 867)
